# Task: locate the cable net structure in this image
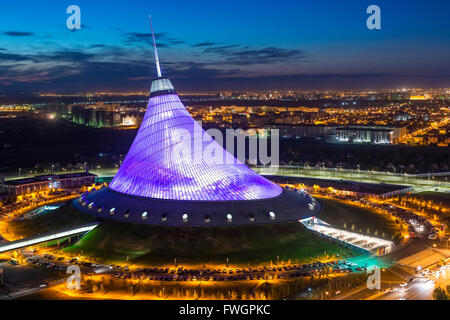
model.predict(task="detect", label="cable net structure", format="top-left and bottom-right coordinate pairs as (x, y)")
top-left (109, 89), bottom-right (282, 201)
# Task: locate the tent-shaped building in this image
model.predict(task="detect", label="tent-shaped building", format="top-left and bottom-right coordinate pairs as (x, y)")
top-left (73, 20), bottom-right (320, 227)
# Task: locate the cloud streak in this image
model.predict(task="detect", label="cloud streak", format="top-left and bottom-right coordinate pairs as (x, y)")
top-left (192, 42), bottom-right (218, 47)
top-left (204, 45), bottom-right (310, 65)
top-left (3, 31), bottom-right (35, 37)
top-left (0, 37), bottom-right (447, 92)
top-left (123, 32), bottom-right (184, 48)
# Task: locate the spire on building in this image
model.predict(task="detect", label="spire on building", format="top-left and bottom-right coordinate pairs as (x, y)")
top-left (149, 15), bottom-right (162, 78)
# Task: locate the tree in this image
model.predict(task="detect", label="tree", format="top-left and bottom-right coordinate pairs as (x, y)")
top-left (433, 287), bottom-right (448, 300)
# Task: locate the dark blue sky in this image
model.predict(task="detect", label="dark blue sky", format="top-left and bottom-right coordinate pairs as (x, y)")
top-left (0, 0), bottom-right (449, 93)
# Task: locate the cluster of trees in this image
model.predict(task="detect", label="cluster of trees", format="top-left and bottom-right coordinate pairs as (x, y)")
top-left (79, 277), bottom-right (312, 300)
top-left (342, 222), bottom-right (397, 240)
top-left (304, 273), bottom-right (368, 300)
top-left (433, 286), bottom-right (450, 300)
top-left (393, 195), bottom-right (449, 217)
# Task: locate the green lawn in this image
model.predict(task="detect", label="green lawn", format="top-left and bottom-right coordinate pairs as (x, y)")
top-left (416, 191), bottom-right (450, 207)
top-left (317, 197), bottom-right (400, 238)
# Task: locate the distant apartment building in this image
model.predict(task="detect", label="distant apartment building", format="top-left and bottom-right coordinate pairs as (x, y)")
top-left (265, 124), bottom-right (336, 140)
top-left (388, 92), bottom-right (410, 101)
top-left (336, 126), bottom-right (407, 144)
top-left (70, 103), bottom-right (143, 127)
top-left (270, 111), bottom-right (319, 125)
top-left (392, 126), bottom-right (408, 142)
top-left (394, 112), bottom-right (414, 121)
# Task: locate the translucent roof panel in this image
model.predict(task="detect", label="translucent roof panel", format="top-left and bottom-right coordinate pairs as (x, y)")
top-left (109, 90), bottom-right (282, 201)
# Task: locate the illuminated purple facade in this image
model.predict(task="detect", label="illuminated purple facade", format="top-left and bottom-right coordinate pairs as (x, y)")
top-left (108, 78), bottom-right (282, 201)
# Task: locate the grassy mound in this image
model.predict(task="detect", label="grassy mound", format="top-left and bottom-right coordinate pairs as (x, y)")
top-left (8, 203), bottom-right (99, 238)
top-left (65, 220), bottom-right (357, 265)
top-left (416, 191), bottom-right (450, 207)
top-left (8, 203), bottom-right (359, 266)
top-left (317, 197), bottom-right (400, 237)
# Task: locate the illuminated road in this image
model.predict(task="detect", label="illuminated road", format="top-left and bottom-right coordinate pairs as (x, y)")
top-left (254, 166), bottom-right (450, 193)
top-left (5, 167), bottom-right (450, 194)
top-left (376, 273), bottom-right (450, 300)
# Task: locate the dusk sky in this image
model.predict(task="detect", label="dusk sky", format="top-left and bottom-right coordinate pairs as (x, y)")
top-left (0, 0), bottom-right (449, 93)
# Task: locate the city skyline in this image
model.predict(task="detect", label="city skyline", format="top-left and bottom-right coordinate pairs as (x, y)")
top-left (0, 0), bottom-right (449, 93)
top-left (0, 2), bottom-right (448, 303)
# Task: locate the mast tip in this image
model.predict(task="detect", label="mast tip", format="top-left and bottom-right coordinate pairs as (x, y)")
top-left (148, 15), bottom-right (162, 78)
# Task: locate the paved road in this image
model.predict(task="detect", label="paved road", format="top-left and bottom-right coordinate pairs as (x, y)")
top-left (376, 272), bottom-right (450, 300)
top-left (0, 262), bottom-right (60, 300)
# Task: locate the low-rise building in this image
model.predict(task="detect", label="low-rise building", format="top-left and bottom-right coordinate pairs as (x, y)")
top-left (265, 124), bottom-right (336, 140)
top-left (0, 172), bottom-right (97, 195)
top-left (336, 125), bottom-right (407, 144)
